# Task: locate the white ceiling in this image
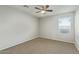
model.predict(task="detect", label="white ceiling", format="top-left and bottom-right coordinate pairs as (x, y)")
top-left (10, 5), bottom-right (79, 18)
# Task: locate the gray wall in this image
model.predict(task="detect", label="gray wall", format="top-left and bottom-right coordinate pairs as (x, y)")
top-left (40, 12), bottom-right (75, 43)
top-left (0, 6), bottom-right (39, 50)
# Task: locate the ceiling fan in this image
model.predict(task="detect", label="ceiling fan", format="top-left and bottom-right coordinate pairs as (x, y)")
top-left (35, 5), bottom-right (53, 14)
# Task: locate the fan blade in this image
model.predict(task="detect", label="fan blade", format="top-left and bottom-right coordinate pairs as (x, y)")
top-left (46, 10), bottom-right (53, 12)
top-left (46, 5), bottom-right (49, 9)
top-left (36, 11), bottom-right (41, 13)
top-left (35, 7), bottom-right (41, 10)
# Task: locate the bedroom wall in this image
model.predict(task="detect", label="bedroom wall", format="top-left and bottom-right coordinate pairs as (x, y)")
top-left (40, 12), bottom-right (75, 43)
top-left (0, 6), bottom-right (39, 50)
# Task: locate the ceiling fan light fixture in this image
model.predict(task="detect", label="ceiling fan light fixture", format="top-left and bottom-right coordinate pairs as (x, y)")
top-left (41, 10), bottom-right (46, 14)
top-left (35, 5), bottom-right (53, 14)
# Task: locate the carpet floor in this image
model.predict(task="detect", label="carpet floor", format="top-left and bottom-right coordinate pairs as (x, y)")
top-left (0, 38), bottom-right (79, 54)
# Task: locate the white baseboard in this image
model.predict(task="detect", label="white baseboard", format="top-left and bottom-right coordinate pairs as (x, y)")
top-left (0, 35), bottom-right (38, 51)
top-left (39, 36), bottom-right (75, 44)
top-left (0, 36), bottom-right (75, 51)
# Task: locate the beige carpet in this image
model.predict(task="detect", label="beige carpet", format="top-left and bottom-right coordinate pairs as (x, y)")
top-left (0, 38), bottom-right (79, 54)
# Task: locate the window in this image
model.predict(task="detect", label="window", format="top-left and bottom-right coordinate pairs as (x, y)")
top-left (58, 16), bottom-right (71, 33)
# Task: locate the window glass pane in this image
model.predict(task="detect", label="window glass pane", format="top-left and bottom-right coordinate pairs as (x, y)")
top-left (58, 16), bottom-right (71, 33)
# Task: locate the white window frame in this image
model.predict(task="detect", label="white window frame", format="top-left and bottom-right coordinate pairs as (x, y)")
top-left (58, 15), bottom-right (72, 34)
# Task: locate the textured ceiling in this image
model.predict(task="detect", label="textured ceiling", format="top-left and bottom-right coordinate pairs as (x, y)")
top-left (10, 5), bottom-right (79, 18)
